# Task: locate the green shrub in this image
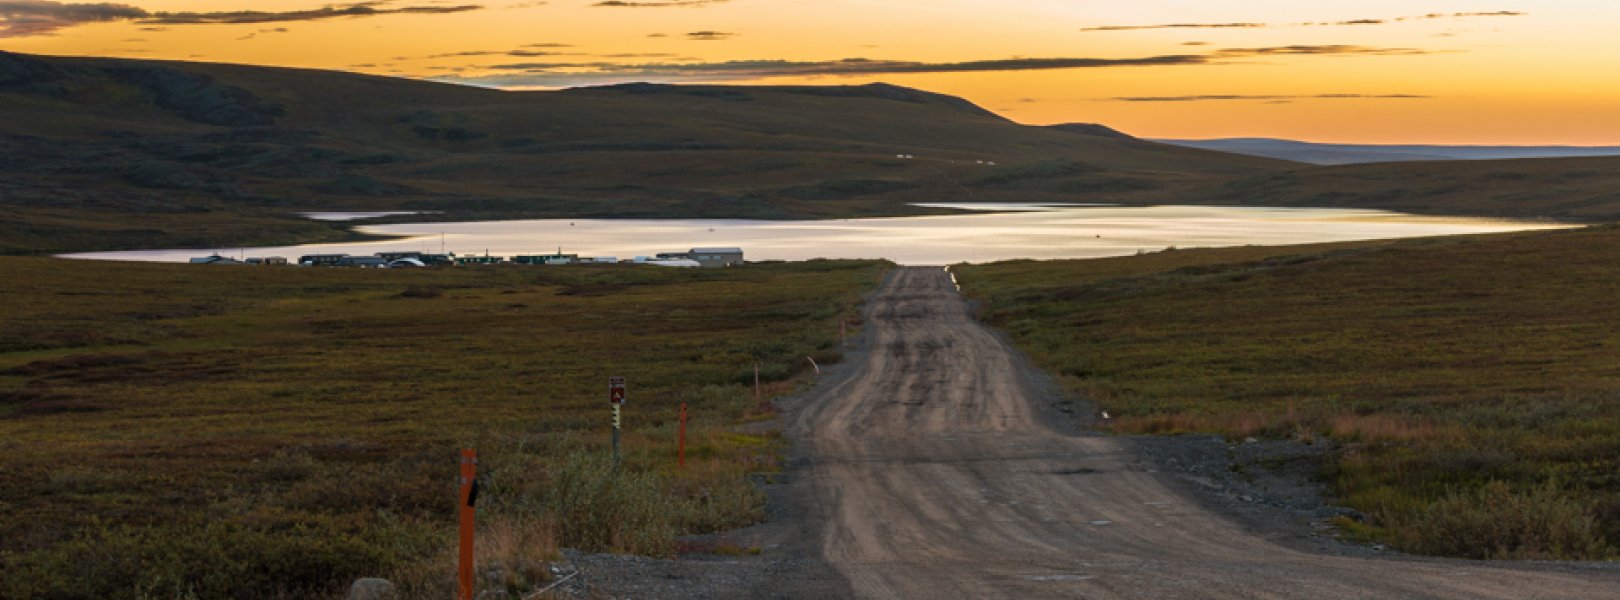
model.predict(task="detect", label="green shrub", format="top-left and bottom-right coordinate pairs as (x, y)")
top-left (1396, 481), bottom-right (1613, 560)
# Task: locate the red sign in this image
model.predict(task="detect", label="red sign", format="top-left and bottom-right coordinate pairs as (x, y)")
top-left (609, 376), bottom-right (626, 405)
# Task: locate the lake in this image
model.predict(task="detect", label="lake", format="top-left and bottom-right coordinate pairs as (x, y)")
top-left (65, 205), bottom-right (1569, 265)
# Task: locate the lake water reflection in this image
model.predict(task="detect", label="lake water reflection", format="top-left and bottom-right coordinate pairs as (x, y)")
top-left (67, 205), bottom-right (1568, 265)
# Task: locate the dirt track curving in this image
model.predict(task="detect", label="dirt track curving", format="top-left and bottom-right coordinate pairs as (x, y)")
top-left (786, 266), bottom-right (1620, 599)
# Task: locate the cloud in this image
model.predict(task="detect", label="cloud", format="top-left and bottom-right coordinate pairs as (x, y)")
top-left (685, 30), bottom-right (733, 40)
top-left (1109, 93), bottom-right (1430, 102)
top-left (144, 2), bottom-right (483, 25)
top-left (394, 48), bottom-right (582, 60)
top-left (1082, 11), bottom-right (1527, 33)
top-left (484, 56), bottom-right (1209, 76)
top-left (447, 45), bottom-right (1431, 88)
top-left (593, 0), bottom-right (727, 6)
top-left (0, 1), bottom-right (146, 37)
top-left (1082, 22), bottom-right (1263, 32)
top-left (236, 26), bottom-right (288, 40)
top-left (0, 0), bottom-right (484, 36)
top-left (1214, 45), bottom-right (1430, 57)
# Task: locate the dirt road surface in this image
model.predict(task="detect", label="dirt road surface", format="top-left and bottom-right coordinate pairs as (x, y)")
top-left (786, 267), bottom-right (1620, 599)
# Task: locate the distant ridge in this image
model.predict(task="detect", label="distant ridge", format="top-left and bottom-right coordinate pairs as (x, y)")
top-left (592, 81), bottom-right (1006, 120)
top-left (1157, 137), bottom-right (1620, 165)
top-left (0, 51), bottom-right (1288, 254)
top-left (1047, 123), bottom-right (1135, 140)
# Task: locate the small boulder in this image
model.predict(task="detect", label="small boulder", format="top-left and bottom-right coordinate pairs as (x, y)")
top-left (347, 578), bottom-right (396, 600)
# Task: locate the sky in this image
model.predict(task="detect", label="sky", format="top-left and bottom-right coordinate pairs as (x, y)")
top-left (2, 1), bottom-right (1617, 144)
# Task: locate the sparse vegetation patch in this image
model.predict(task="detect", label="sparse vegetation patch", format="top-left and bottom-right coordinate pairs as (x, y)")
top-left (0, 257), bottom-right (885, 599)
top-left (958, 226), bottom-right (1620, 560)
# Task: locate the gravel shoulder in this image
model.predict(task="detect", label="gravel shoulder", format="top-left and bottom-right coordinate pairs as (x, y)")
top-left (551, 267), bottom-right (1620, 599)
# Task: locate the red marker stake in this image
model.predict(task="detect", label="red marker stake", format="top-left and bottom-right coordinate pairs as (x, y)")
top-left (678, 403), bottom-right (688, 470)
top-left (457, 448), bottom-right (478, 600)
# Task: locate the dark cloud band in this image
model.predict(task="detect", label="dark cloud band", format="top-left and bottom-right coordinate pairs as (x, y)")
top-left (445, 45), bottom-right (1437, 88)
top-left (0, 0), bottom-right (483, 37)
top-left (0, 1), bottom-right (145, 37)
top-left (592, 0), bottom-right (727, 7)
top-left (1110, 94), bottom-right (1430, 102)
top-left (1082, 11), bottom-right (1527, 33)
top-left (145, 3), bottom-right (483, 25)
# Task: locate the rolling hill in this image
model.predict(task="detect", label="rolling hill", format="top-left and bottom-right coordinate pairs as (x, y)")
top-left (1159, 137), bottom-right (1620, 165)
top-left (1210, 156), bottom-right (1620, 222)
top-left (0, 51), bottom-right (1289, 254)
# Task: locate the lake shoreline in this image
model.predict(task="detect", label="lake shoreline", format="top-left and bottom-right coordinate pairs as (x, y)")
top-left (60, 204), bottom-right (1574, 266)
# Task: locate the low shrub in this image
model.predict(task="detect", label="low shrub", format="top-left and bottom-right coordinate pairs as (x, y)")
top-left (1395, 481), bottom-right (1613, 560)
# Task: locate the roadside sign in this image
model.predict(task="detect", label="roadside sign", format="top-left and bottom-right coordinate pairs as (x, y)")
top-left (609, 376), bottom-right (625, 471)
top-left (609, 376), bottom-right (626, 405)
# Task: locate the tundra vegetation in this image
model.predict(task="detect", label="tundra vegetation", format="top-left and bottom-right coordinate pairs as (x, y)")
top-left (957, 226), bottom-right (1620, 560)
top-left (0, 257), bottom-right (885, 599)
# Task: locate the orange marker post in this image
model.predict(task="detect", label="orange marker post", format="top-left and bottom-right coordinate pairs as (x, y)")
top-left (457, 448), bottom-right (478, 600)
top-left (678, 403), bottom-right (688, 470)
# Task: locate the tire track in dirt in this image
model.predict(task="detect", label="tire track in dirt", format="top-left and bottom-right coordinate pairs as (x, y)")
top-left (788, 266), bottom-right (1620, 599)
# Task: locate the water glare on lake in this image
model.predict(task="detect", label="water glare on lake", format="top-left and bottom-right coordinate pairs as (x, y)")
top-left (67, 205), bottom-right (1569, 265)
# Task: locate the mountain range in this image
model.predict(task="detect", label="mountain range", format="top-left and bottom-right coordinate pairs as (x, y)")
top-left (4, 50), bottom-right (1620, 254)
top-left (0, 51), bottom-right (1280, 253)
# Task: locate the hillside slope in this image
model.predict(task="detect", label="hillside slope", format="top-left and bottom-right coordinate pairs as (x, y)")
top-left (0, 51), bottom-right (1289, 253)
top-left (1209, 156), bottom-right (1620, 221)
top-left (1159, 138), bottom-right (1620, 165)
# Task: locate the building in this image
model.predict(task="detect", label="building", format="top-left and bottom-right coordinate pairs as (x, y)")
top-left (513, 254), bottom-right (578, 265)
top-left (245, 256), bottom-right (288, 266)
top-left (338, 256), bottom-right (388, 268)
top-left (376, 251), bottom-right (422, 262)
top-left (662, 247), bottom-right (743, 268)
top-left (454, 254), bottom-right (506, 266)
top-left (299, 254), bottom-right (349, 266)
top-left (644, 258), bottom-right (701, 268)
top-left (190, 254), bottom-right (242, 265)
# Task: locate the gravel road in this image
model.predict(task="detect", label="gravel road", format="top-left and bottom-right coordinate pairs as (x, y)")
top-left (774, 266), bottom-right (1620, 599)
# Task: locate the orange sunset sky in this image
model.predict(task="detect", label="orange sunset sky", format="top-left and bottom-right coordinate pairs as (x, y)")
top-left (2, 1), bottom-right (1616, 144)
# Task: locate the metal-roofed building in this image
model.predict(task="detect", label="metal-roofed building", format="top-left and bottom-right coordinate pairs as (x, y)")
top-left (658, 247), bottom-right (743, 268)
top-left (689, 248), bottom-right (743, 267)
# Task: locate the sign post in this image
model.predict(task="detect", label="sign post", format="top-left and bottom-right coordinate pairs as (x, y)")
top-left (609, 376), bottom-right (626, 471)
top-left (457, 448), bottom-right (478, 600)
top-left (678, 403), bottom-right (688, 470)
